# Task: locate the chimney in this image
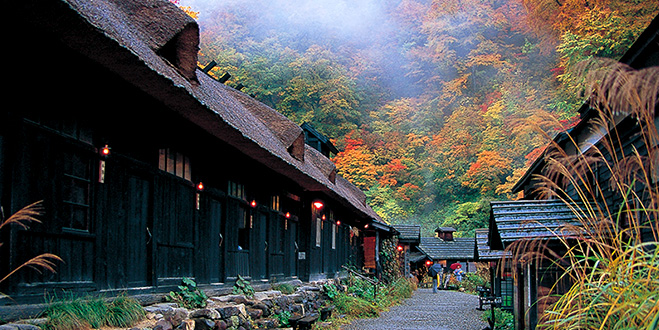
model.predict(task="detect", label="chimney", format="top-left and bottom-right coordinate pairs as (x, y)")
top-left (436, 227), bottom-right (456, 241)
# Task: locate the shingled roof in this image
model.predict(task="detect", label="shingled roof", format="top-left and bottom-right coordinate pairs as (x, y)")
top-left (489, 200), bottom-right (588, 250)
top-left (22, 0), bottom-right (385, 225)
top-left (475, 228), bottom-right (510, 260)
top-left (393, 225), bottom-right (421, 243)
top-left (417, 237), bottom-right (475, 261)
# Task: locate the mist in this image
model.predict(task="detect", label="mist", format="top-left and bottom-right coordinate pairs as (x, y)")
top-left (179, 0), bottom-right (422, 98)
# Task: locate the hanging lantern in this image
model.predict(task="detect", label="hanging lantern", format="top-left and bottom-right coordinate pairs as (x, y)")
top-left (313, 201), bottom-right (324, 210)
top-left (100, 144), bottom-right (111, 157)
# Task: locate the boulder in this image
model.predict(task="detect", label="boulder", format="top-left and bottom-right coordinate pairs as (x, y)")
top-left (153, 320), bottom-right (173, 330)
top-left (190, 308), bottom-right (221, 320)
top-left (164, 308), bottom-right (189, 328)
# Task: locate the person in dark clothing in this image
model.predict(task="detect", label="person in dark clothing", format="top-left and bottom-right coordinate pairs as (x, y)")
top-left (428, 262), bottom-right (443, 293)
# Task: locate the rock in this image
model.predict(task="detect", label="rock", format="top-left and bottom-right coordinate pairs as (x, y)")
top-left (217, 305), bottom-right (241, 319)
top-left (252, 302), bottom-right (270, 317)
top-left (247, 307), bottom-right (262, 319)
top-left (193, 318), bottom-right (215, 330)
top-left (288, 294), bottom-right (304, 303)
top-left (299, 286), bottom-right (320, 291)
top-left (190, 308), bottom-right (221, 320)
top-left (13, 325), bottom-right (41, 330)
top-left (212, 294), bottom-right (244, 303)
top-left (290, 303), bottom-right (305, 314)
top-left (153, 320), bottom-right (173, 330)
top-left (235, 303), bottom-right (248, 318)
top-left (176, 319), bottom-right (195, 330)
top-left (215, 320), bottom-right (227, 330)
top-left (164, 308), bottom-right (189, 328)
top-left (145, 303), bottom-right (178, 314)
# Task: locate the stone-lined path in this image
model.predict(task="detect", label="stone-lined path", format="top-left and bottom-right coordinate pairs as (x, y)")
top-left (341, 288), bottom-right (489, 330)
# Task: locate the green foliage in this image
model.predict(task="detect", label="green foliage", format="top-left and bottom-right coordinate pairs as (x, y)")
top-left (379, 238), bottom-right (403, 284)
top-left (232, 275), bottom-right (255, 298)
top-left (481, 308), bottom-right (514, 330)
top-left (461, 270), bottom-right (489, 294)
top-left (323, 283), bottom-right (340, 300)
top-left (273, 310), bottom-right (292, 327)
top-left (441, 200), bottom-right (490, 237)
top-left (166, 277), bottom-right (208, 309)
top-left (384, 278), bottom-right (416, 305)
top-left (194, 0), bottom-right (657, 237)
top-left (42, 295), bottom-right (145, 330)
top-left (332, 293), bottom-right (380, 319)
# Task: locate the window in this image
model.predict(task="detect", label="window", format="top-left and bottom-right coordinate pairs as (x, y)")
top-left (332, 223), bottom-right (336, 250)
top-left (61, 150), bottom-right (92, 231)
top-left (330, 211), bottom-right (336, 250)
top-left (271, 195), bottom-right (280, 211)
top-left (229, 181), bottom-right (246, 200)
top-left (159, 148), bottom-right (191, 181)
top-left (237, 207), bottom-right (250, 251)
top-left (315, 217), bottom-right (322, 247)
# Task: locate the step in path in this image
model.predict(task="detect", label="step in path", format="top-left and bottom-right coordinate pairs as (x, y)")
top-left (341, 288), bottom-right (489, 330)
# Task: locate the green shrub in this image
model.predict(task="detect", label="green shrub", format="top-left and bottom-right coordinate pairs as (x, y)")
top-left (232, 274), bottom-right (255, 298)
top-left (273, 310), bottom-right (292, 327)
top-left (481, 308), bottom-right (514, 330)
top-left (166, 277), bottom-right (208, 309)
top-left (462, 271), bottom-right (488, 294)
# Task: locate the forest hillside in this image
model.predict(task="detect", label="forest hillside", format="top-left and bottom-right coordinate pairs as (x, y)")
top-left (177, 0), bottom-right (658, 236)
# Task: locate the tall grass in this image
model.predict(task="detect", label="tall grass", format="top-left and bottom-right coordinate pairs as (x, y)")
top-left (42, 295), bottom-right (145, 330)
top-left (0, 201), bottom-right (62, 290)
top-left (508, 60), bottom-right (659, 329)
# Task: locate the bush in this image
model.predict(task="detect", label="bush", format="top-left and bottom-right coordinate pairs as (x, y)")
top-left (232, 274), bottom-right (255, 298)
top-left (166, 278), bottom-right (208, 309)
top-left (481, 308), bottom-right (514, 330)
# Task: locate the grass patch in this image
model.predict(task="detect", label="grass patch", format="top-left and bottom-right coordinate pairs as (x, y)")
top-left (272, 282), bottom-right (296, 294)
top-left (314, 275), bottom-right (418, 330)
top-left (42, 295), bottom-right (145, 330)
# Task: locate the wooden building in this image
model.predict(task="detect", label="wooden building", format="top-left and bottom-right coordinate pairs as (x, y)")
top-left (487, 14), bottom-right (658, 329)
top-left (417, 228), bottom-right (477, 273)
top-left (474, 228), bottom-right (512, 311)
top-left (1, 0), bottom-right (391, 311)
top-left (392, 225), bottom-right (421, 277)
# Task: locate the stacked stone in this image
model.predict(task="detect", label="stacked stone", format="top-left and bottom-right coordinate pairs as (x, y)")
top-left (137, 286), bottom-right (326, 330)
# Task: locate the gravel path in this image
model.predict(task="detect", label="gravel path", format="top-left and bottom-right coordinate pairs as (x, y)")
top-left (341, 288), bottom-right (490, 330)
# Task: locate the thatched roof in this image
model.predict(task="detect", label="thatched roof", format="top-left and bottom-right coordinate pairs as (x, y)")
top-left (20, 0), bottom-right (385, 225)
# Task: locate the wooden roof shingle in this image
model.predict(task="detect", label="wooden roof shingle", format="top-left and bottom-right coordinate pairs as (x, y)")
top-left (489, 200), bottom-right (588, 249)
top-left (417, 237), bottom-right (475, 261)
top-left (393, 225), bottom-right (421, 242)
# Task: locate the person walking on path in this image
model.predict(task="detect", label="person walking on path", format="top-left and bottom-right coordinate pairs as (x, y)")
top-left (428, 262), bottom-right (443, 293)
top-left (341, 288), bottom-right (489, 330)
top-left (442, 265), bottom-right (452, 289)
top-left (454, 265), bottom-right (464, 283)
